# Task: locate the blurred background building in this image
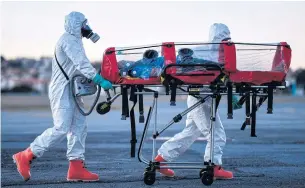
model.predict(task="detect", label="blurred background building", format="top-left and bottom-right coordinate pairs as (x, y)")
top-left (1, 55), bottom-right (101, 95)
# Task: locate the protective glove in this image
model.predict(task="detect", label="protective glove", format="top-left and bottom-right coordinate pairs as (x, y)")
top-left (93, 74), bottom-right (113, 90)
top-left (232, 95), bottom-right (242, 110)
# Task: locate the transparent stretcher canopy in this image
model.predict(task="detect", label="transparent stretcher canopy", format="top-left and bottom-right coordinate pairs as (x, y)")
top-left (111, 42), bottom-right (289, 80)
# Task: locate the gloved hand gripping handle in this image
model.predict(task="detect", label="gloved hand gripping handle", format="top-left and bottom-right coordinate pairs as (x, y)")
top-left (96, 88), bottom-right (121, 115)
top-left (105, 90), bottom-right (111, 101)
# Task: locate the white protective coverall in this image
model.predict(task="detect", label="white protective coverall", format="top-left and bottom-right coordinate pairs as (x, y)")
top-left (158, 23), bottom-right (231, 165)
top-left (30, 12), bottom-right (98, 161)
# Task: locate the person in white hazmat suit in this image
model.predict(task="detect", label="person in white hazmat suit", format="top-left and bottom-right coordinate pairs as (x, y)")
top-left (154, 23), bottom-right (234, 180)
top-left (12, 11), bottom-right (113, 182)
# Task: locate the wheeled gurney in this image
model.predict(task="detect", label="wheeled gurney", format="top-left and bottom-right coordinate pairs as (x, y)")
top-left (75, 41), bottom-right (291, 186)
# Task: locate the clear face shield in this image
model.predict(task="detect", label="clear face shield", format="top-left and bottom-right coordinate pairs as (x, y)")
top-left (81, 20), bottom-right (100, 43)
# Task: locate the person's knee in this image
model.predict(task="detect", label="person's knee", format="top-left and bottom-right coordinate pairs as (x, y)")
top-left (74, 123), bottom-right (87, 132)
top-left (213, 127), bottom-right (226, 144)
top-left (68, 124), bottom-right (87, 138)
top-left (54, 123), bottom-right (70, 135)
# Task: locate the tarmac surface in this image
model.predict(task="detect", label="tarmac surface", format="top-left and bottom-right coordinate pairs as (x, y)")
top-left (1, 95), bottom-right (305, 187)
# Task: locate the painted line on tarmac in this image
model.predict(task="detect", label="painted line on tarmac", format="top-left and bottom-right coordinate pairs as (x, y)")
top-left (147, 137), bottom-right (207, 141)
top-left (148, 137), bottom-right (233, 142)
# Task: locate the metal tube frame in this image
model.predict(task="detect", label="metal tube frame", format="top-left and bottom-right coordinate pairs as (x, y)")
top-left (107, 84), bottom-right (285, 170)
top-left (110, 84), bottom-right (286, 89)
top-left (137, 91), bottom-right (221, 170)
top-left (209, 95), bottom-right (217, 165)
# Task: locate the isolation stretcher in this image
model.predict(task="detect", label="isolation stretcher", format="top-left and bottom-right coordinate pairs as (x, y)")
top-left (94, 41), bottom-right (291, 186)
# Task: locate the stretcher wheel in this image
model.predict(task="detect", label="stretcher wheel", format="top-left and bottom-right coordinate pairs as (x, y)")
top-left (200, 171), bottom-right (214, 186)
top-left (96, 102), bottom-right (111, 115)
top-left (143, 171), bottom-right (156, 185)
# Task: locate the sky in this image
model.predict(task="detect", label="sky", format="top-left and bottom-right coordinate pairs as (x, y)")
top-left (1, 1), bottom-right (305, 70)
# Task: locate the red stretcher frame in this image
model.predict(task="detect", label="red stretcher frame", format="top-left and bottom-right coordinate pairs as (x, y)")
top-left (100, 42), bottom-right (291, 86)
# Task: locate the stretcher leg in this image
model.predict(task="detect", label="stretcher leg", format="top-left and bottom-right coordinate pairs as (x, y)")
top-left (200, 94), bottom-right (217, 186)
top-left (138, 85), bottom-right (145, 123)
top-left (245, 93), bottom-right (251, 125)
top-left (170, 84), bottom-right (177, 106)
top-left (210, 95), bottom-right (217, 164)
top-left (152, 92), bottom-right (158, 161)
top-left (139, 92), bottom-right (157, 185)
top-left (267, 86), bottom-right (274, 114)
top-left (227, 82), bottom-right (233, 119)
top-left (251, 94), bottom-right (257, 137)
top-left (129, 86), bottom-right (138, 157)
top-left (121, 86), bottom-right (128, 120)
top-left (138, 106), bottom-right (153, 164)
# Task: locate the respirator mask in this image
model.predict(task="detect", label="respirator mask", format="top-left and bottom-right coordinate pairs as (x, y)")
top-left (81, 20), bottom-right (100, 43)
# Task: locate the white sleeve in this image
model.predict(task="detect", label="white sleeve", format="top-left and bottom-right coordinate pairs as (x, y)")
top-left (62, 38), bottom-right (97, 79)
top-left (192, 45), bottom-right (210, 60)
top-left (193, 45), bottom-right (220, 63)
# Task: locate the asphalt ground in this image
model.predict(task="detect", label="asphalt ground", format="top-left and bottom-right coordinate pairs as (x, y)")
top-left (1, 95), bottom-right (305, 188)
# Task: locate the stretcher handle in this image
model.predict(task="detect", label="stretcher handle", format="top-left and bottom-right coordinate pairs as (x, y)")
top-left (162, 63), bottom-right (223, 78)
top-left (105, 90), bottom-right (111, 101)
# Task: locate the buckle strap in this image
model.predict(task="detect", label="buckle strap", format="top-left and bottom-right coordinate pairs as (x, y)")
top-left (54, 49), bottom-right (69, 81)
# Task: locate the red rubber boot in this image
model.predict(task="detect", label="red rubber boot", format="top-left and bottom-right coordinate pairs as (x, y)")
top-left (67, 160), bottom-right (99, 182)
top-left (12, 148), bottom-right (36, 181)
top-left (154, 155), bottom-right (175, 177)
top-left (214, 165), bottom-right (233, 180)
